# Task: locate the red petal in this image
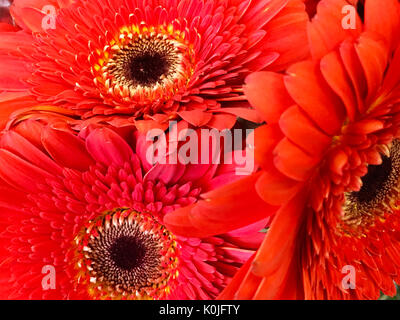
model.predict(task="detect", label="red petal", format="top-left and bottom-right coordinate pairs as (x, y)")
top-left (252, 190), bottom-right (306, 277)
top-left (307, 0), bottom-right (361, 59)
top-left (134, 119), bottom-right (169, 133)
top-left (41, 126), bottom-right (94, 171)
top-left (86, 127), bottom-right (133, 166)
top-left (10, 1), bottom-right (59, 33)
top-left (162, 204), bottom-right (207, 238)
top-left (244, 72), bottom-right (293, 123)
top-left (0, 93), bottom-right (37, 130)
top-left (0, 57), bottom-right (30, 91)
top-left (274, 137), bottom-right (320, 181)
top-left (284, 60), bottom-right (345, 135)
top-left (380, 46), bottom-right (400, 99)
top-left (365, 0), bottom-right (400, 50)
top-left (206, 113), bottom-right (237, 130)
top-left (0, 186), bottom-right (26, 210)
top-left (355, 33), bottom-right (389, 103)
top-left (164, 173), bottom-right (277, 237)
top-left (219, 107), bottom-right (262, 123)
top-left (339, 39), bottom-right (367, 114)
top-left (279, 105), bottom-right (332, 156)
top-left (217, 253), bottom-right (257, 299)
top-left (255, 169), bottom-right (301, 205)
top-left (320, 50), bottom-right (358, 121)
top-left (260, 0), bottom-right (310, 71)
top-left (253, 124), bottom-right (283, 170)
top-left (0, 23), bottom-right (19, 32)
top-left (177, 110), bottom-right (213, 127)
top-left (145, 162), bottom-right (186, 185)
top-left (0, 149), bottom-right (53, 192)
top-left (1, 130), bottom-right (62, 176)
top-left (252, 249), bottom-right (303, 299)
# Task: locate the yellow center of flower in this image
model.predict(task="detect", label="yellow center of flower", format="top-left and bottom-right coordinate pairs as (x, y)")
top-left (73, 208), bottom-right (179, 300)
top-left (342, 140), bottom-right (400, 235)
top-left (90, 25), bottom-right (195, 110)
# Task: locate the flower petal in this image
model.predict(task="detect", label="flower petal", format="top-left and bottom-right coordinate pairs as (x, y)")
top-left (307, 0), bottom-right (361, 59)
top-left (255, 169), bottom-right (301, 205)
top-left (41, 126), bottom-right (95, 171)
top-left (274, 137), bottom-right (320, 181)
top-left (0, 149), bottom-right (53, 192)
top-left (86, 127), bottom-right (133, 166)
top-left (165, 173), bottom-right (277, 237)
top-left (284, 60), bottom-right (345, 135)
top-left (279, 104), bottom-right (332, 155)
top-left (1, 130), bottom-right (62, 176)
top-left (244, 72), bottom-right (293, 123)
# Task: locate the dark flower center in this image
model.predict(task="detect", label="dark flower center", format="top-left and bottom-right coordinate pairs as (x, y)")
top-left (91, 26), bottom-right (195, 107)
top-left (352, 154), bottom-right (392, 203)
top-left (108, 35), bottom-right (179, 88)
top-left (109, 236), bottom-right (146, 271)
top-left (343, 140), bottom-right (400, 233)
top-left (74, 209), bottom-right (179, 299)
top-left (128, 52), bottom-right (171, 86)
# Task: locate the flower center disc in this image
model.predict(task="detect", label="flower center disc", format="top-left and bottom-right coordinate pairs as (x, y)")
top-left (91, 25), bottom-right (195, 109)
top-left (109, 236), bottom-right (146, 270)
top-left (109, 37), bottom-right (177, 87)
top-left (343, 140), bottom-right (400, 234)
top-left (74, 208), bottom-right (179, 299)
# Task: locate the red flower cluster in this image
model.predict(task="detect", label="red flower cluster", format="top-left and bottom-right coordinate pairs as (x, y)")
top-left (1, 0), bottom-right (400, 301)
top-left (0, 119), bottom-right (265, 299)
top-left (0, 0), bottom-right (308, 131)
top-left (166, 0), bottom-right (400, 300)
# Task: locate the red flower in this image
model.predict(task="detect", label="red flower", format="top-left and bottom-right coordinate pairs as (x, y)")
top-left (0, 0), bottom-right (309, 131)
top-left (0, 118), bottom-right (265, 299)
top-left (165, 0), bottom-right (400, 299)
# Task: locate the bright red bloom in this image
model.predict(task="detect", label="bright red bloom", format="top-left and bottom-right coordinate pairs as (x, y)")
top-left (165, 0), bottom-right (400, 299)
top-left (0, 0), bottom-right (309, 131)
top-left (0, 118), bottom-right (265, 299)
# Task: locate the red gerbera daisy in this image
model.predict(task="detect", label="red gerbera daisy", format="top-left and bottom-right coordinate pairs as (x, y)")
top-left (165, 0), bottom-right (400, 299)
top-left (0, 0), bottom-right (309, 131)
top-left (0, 118), bottom-right (265, 300)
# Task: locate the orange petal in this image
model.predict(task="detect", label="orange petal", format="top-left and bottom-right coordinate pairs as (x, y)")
top-left (255, 169), bottom-right (301, 205)
top-left (165, 173), bottom-right (277, 237)
top-left (307, 0), bottom-right (361, 59)
top-left (279, 104), bottom-right (332, 155)
top-left (320, 50), bottom-right (358, 121)
top-left (284, 60), bottom-right (345, 135)
top-left (365, 0), bottom-right (400, 51)
top-left (253, 124), bottom-right (283, 170)
top-left (244, 72), bottom-right (294, 123)
top-left (261, 0), bottom-right (310, 71)
top-left (355, 33), bottom-right (389, 103)
top-left (252, 190), bottom-right (307, 277)
top-left (217, 253), bottom-right (258, 299)
top-left (274, 137), bottom-right (320, 181)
